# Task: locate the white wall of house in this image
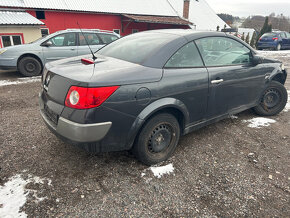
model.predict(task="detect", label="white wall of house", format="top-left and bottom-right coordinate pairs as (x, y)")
top-left (0, 26), bottom-right (42, 45)
top-left (168, 0), bottom-right (229, 31)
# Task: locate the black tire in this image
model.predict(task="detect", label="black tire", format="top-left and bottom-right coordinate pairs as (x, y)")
top-left (132, 113), bottom-right (180, 166)
top-left (18, 56), bottom-right (42, 77)
top-left (253, 81), bottom-right (288, 116)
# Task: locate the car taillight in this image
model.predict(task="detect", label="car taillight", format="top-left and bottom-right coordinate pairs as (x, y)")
top-left (272, 37), bottom-right (278, 41)
top-left (65, 86), bottom-right (119, 109)
top-left (259, 37), bottom-right (262, 41)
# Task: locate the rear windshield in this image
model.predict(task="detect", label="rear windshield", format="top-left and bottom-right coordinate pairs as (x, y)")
top-left (262, 33), bottom-right (278, 38)
top-left (97, 32), bottom-right (176, 64)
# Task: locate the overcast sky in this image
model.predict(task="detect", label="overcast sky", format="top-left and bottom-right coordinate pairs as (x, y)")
top-left (205, 0), bottom-right (290, 18)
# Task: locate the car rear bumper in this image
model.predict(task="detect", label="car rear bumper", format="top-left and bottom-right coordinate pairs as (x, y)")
top-left (257, 42), bottom-right (278, 49)
top-left (39, 96), bottom-right (112, 144)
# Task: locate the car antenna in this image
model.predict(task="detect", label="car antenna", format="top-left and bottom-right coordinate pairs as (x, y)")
top-left (77, 22), bottom-right (97, 61)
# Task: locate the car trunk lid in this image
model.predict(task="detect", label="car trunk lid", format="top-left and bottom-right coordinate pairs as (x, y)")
top-left (43, 54), bottom-right (162, 105)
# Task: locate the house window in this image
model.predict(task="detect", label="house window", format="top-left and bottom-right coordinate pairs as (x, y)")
top-left (132, 29), bottom-right (139, 34)
top-left (41, 29), bottom-right (49, 37)
top-left (113, 29), bottom-right (120, 35)
top-left (36, 10), bottom-right (45, 19)
top-left (1, 35), bottom-right (23, 48)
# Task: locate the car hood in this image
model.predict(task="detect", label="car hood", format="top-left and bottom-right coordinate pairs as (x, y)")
top-left (4, 43), bottom-right (37, 51)
top-left (263, 57), bottom-right (282, 64)
top-left (46, 54), bottom-right (163, 86)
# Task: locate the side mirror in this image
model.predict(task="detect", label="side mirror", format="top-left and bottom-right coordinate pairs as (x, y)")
top-left (252, 55), bottom-right (263, 65)
top-left (41, 41), bottom-right (52, 47)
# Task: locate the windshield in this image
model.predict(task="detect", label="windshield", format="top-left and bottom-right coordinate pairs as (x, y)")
top-left (29, 34), bottom-right (51, 44)
top-left (97, 32), bottom-right (177, 64)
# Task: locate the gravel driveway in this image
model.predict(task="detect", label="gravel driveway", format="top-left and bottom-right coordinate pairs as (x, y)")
top-left (0, 51), bottom-right (289, 217)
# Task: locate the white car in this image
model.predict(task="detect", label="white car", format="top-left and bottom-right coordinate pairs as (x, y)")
top-left (0, 29), bottom-right (119, 76)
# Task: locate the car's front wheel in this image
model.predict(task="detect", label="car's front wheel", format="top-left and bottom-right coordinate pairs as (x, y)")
top-left (132, 113), bottom-right (180, 165)
top-left (18, 56), bottom-right (42, 77)
top-left (253, 81), bottom-right (288, 116)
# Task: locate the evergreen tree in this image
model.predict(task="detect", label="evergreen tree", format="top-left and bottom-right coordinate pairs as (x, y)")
top-left (250, 31), bottom-right (257, 48)
top-left (241, 32), bottom-right (245, 41)
top-left (267, 24), bottom-right (272, 33)
top-left (257, 16), bottom-right (272, 43)
top-left (216, 25), bottom-right (220, 31)
top-left (245, 33), bottom-right (250, 44)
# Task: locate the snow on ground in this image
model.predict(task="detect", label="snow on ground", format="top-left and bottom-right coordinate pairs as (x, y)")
top-left (243, 117), bottom-right (276, 128)
top-left (0, 174), bottom-right (52, 218)
top-left (150, 164), bottom-right (174, 178)
top-left (258, 50), bottom-right (290, 57)
top-left (0, 76), bottom-right (41, 87)
top-left (284, 91), bottom-right (290, 112)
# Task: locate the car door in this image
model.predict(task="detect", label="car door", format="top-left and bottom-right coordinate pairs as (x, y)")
top-left (41, 33), bottom-right (78, 63)
top-left (280, 32), bottom-right (289, 48)
top-left (195, 36), bottom-right (267, 118)
top-left (284, 32), bottom-right (290, 48)
top-left (163, 41), bottom-right (209, 124)
top-left (77, 32), bottom-right (104, 56)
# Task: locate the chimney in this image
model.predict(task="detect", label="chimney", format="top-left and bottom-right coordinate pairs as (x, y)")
top-left (183, 0), bottom-right (190, 19)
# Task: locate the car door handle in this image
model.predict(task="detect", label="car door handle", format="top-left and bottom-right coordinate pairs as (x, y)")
top-left (211, 79), bottom-right (224, 84)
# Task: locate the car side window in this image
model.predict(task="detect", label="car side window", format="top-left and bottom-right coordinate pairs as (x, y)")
top-left (281, 32), bottom-right (287, 39)
top-left (164, 42), bottom-right (204, 68)
top-left (79, 33), bottom-right (101, 46)
top-left (195, 37), bottom-right (251, 67)
top-left (286, 32), bottom-right (290, 38)
top-left (49, 33), bottom-right (76, 47)
top-left (98, 33), bottom-right (119, 44)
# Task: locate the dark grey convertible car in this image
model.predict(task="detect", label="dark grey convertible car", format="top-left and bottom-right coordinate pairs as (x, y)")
top-left (39, 29), bottom-right (288, 165)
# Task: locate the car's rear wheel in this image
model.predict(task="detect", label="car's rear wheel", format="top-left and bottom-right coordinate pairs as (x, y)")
top-left (253, 81), bottom-right (288, 116)
top-left (18, 56), bottom-right (42, 77)
top-left (276, 43), bottom-right (282, 51)
top-left (132, 113), bottom-right (180, 165)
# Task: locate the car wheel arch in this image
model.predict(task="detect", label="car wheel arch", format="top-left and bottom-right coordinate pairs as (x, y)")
top-left (271, 72), bottom-right (287, 85)
top-left (126, 98), bottom-right (190, 150)
top-left (17, 53), bottom-right (43, 70)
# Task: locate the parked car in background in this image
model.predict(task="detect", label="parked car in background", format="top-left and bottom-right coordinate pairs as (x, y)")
top-left (257, 31), bottom-right (290, 51)
top-left (39, 30), bottom-right (288, 165)
top-left (0, 29), bottom-right (119, 76)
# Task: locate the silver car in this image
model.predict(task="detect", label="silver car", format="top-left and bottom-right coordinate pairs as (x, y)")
top-left (0, 29), bottom-right (119, 76)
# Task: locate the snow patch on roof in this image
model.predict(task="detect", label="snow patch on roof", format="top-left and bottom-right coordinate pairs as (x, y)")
top-left (238, 28), bottom-right (256, 40)
top-left (0, 0), bottom-right (179, 16)
top-left (243, 117), bottom-right (276, 128)
top-left (168, 0), bottom-right (229, 31)
top-left (0, 11), bottom-right (44, 25)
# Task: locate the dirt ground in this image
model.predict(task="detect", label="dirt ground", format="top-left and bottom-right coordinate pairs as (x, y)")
top-left (0, 51), bottom-right (289, 217)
